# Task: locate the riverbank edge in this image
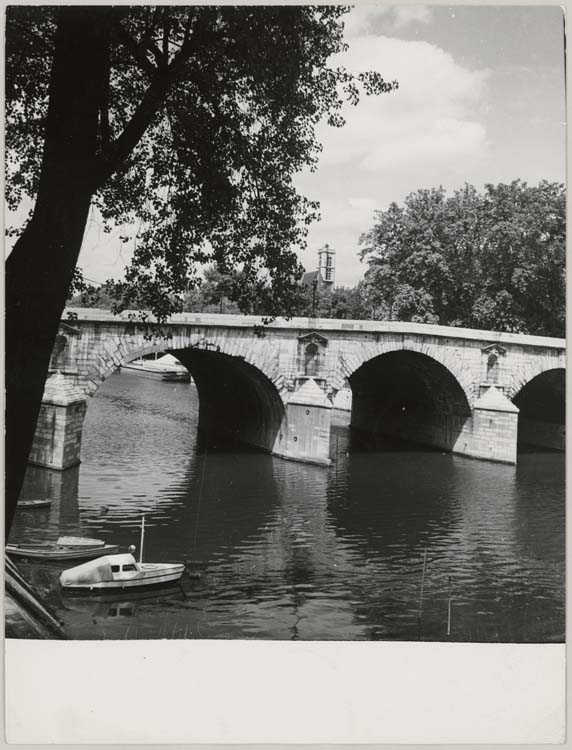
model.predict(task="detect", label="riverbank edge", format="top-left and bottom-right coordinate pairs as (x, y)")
top-left (5, 557), bottom-right (68, 639)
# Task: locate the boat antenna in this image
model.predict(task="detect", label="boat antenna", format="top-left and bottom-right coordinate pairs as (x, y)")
top-left (139, 515), bottom-right (145, 563)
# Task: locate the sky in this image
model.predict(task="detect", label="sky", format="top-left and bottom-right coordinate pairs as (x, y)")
top-left (40, 5), bottom-right (569, 288)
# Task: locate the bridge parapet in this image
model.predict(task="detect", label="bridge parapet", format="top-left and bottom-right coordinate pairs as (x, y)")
top-left (61, 307), bottom-right (565, 347)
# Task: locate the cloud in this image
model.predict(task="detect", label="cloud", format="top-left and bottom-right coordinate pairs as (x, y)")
top-left (393, 6), bottom-right (432, 29)
top-left (343, 6), bottom-right (391, 37)
top-left (315, 35), bottom-right (490, 172)
top-left (344, 5), bottom-right (433, 37)
top-left (293, 195), bottom-right (378, 281)
top-left (364, 118), bottom-right (487, 172)
top-left (77, 207), bottom-right (136, 283)
top-left (294, 32), bottom-right (491, 286)
top-left (315, 197), bottom-right (378, 241)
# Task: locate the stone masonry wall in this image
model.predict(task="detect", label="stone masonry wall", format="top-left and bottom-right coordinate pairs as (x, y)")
top-left (37, 310), bottom-right (565, 470)
top-left (463, 408), bottom-right (519, 464)
top-left (29, 402), bottom-right (86, 470)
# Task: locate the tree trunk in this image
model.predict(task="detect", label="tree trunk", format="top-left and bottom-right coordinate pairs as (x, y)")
top-left (5, 8), bottom-right (109, 533)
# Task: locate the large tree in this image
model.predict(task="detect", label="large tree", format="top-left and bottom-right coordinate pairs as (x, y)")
top-left (360, 180), bottom-right (565, 335)
top-left (5, 6), bottom-right (397, 531)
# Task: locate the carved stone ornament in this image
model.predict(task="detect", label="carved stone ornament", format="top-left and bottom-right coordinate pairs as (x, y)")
top-left (481, 343), bottom-right (507, 357)
top-left (297, 331), bottom-right (328, 347)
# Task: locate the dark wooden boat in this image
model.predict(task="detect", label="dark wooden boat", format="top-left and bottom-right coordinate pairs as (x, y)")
top-left (17, 498), bottom-right (52, 509)
top-left (5, 536), bottom-right (120, 561)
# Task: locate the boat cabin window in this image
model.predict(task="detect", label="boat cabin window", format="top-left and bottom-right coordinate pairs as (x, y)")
top-left (122, 564), bottom-right (137, 572)
top-left (111, 565), bottom-right (120, 573)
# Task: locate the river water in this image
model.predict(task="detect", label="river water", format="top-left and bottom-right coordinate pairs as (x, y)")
top-left (9, 371), bottom-right (565, 641)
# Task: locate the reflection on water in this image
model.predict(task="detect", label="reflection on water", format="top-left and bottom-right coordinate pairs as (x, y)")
top-left (8, 371), bottom-right (565, 641)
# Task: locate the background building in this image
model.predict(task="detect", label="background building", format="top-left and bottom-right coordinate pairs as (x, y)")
top-left (301, 244), bottom-right (336, 290)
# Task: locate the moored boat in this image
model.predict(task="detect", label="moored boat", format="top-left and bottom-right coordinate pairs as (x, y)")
top-left (59, 516), bottom-right (185, 592)
top-left (120, 354), bottom-right (190, 382)
top-left (6, 536), bottom-right (120, 561)
top-left (17, 498), bottom-right (52, 509)
top-left (60, 554), bottom-right (185, 592)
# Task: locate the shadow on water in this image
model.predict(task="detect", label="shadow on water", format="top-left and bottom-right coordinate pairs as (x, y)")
top-left (348, 427), bottom-right (444, 454)
top-left (11, 465), bottom-right (82, 544)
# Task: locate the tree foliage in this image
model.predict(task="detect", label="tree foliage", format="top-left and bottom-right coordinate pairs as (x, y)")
top-left (72, 266), bottom-right (249, 314)
top-left (360, 181), bottom-right (565, 336)
top-left (5, 6), bottom-right (397, 529)
top-left (7, 5), bottom-right (397, 320)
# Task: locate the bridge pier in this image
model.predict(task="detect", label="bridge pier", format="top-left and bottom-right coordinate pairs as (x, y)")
top-left (351, 384), bottom-right (520, 465)
top-left (453, 386), bottom-right (520, 464)
top-left (277, 379), bottom-right (331, 466)
top-left (29, 372), bottom-right (87, 471)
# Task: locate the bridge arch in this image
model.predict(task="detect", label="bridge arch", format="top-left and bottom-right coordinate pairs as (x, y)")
top-left (173, 348), bottom-right (286, 453)
top-left (505, 354), bottom-right (566, 402)
top-left (336, 339), bottom-right (475, 407)
top-left (84, 328), bottom-right (290, 457)
top-left (347, 348), bottom-right (472, 453)
top-left (512, 367), bottom-right (565, 451)
top-left (86, 327), bottom-right (288, 400)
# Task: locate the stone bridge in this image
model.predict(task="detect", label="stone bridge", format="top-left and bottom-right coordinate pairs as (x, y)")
top-left (30, 309), bottom-right (565, 471)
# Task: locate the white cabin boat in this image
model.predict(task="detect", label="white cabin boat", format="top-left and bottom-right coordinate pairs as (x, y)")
top-left (121, 353), bottom-right (190, 382)
top-left (60, 553), bottom-right (185, 592)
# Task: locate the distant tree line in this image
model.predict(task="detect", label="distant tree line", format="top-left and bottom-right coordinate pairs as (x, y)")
top-left (71, 268), bottom-right (373, 320)
top-left (72, 180), bottom-right (565, 335)
top-left (360, 180), bottom-right (565, 337)
top-left (71, 265), bottom-right (284, 316)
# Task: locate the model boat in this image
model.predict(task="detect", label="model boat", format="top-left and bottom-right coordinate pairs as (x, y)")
top-left (59, 517), bottom-right (185, 592)
top-left (60, 557), bottom-right (186, 592)
top-left (6, 536), bottom-right (120, 561)
top-left (17, 498), bottom-right (52, 509)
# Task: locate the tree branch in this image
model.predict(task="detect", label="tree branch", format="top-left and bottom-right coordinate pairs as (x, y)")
top-left (99, 43), bottom-right (111, 148)
top-left (94, 70), bottom-right (170, 187)
top-left (162, 8), bottom-right (170, 65)
top-left (94, 9), bottom-right (216, 187)
top-left (139, 7), bottom-right (164, 68)
top-left (144, 38), bottom-right (165, 69)
top-left (183, 9), bottom-right (198, 47)
top-left (114, 22), bottom-right (156, 78)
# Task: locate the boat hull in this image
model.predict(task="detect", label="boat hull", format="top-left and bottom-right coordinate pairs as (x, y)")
top-left (121, 363), bottom-right (189, 382)
top-left (61, 564), bottom-right (185, 592)
top-left (5, 543), bottom-right (120, 561)
top-left (17, 499), bottom-right (52, 509)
